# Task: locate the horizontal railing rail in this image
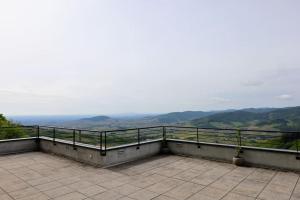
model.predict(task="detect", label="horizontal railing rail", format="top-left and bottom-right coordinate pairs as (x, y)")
top-left (166, 125), bottom-right (300, 134)
top-left (1, 124), bottom-right (299, 134)
top-left (1, 125), bottom-right (300, 156)
top-left (39, 125), bottom-right (101, 133)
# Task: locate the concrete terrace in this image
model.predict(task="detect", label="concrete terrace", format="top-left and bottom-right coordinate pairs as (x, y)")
top-left (0, 152), bottom-right (299, 200)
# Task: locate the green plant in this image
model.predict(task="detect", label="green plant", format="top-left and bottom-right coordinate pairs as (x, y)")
top-left (235, 130), bottom-right (242, 157)
top-left (0, 114), bottom-right (28, 140)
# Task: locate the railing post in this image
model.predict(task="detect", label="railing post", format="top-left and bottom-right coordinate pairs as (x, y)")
top-left (236, 129), bottom-right (242, 155)
top-left (78, 130), bottom-right (81, 143)
top-left (296, 138), bottom-right (300, 160)
top-left (105, 131), bottom-right (107, 155)
top-left (101, 131), bottom-right (106, 156)
top-left (197, 128), bottom-right (200, 148)
top-left (36, 125), bottom-right (40, 143)
top-left (137, 128), bottom-right (140, 149)
top-left (99, 132), bottom-right (102, 155)
top-left (161, 126), bottom-right (169, 153)
top-left (73, 129), bottom-right (77, 150)
top-left (53, 128), bottom-right (56, 145)
top-left (162, 126), bottom-right (167, 147)
top-left (239, 130), bottom-right (242, 147)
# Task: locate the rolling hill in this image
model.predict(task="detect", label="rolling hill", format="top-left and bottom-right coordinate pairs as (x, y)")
top-left (11, 106), bottom-right (299, 132)
top-left (191, 106), bottom-right (300, 131)
top-left (80, 116), bottom-right (111, 122)
top-left (147, 111), bottom-right (217, 123)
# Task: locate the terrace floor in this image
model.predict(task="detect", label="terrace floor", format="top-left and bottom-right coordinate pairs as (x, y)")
top-left (0, 153), bottom-right (300, 200)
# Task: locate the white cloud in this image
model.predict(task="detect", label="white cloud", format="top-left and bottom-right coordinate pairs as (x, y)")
top-left (276, 94), bottom-right (293, 100)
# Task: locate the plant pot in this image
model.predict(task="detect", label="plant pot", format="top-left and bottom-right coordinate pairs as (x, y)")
top-left (232, 156), bottom-right (245, 166)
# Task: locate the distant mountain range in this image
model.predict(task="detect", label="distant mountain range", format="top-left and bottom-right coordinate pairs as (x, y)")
top-left (146, 111), bottom-right (217, 123)
top-left (80, 116), bottom-right (111, 122)
top-left (72, 106), bottom-right (300, 131)
top-left (7, 106), bottom-right (300, 131)
top-left (241, 108), bottom-right (277, 113)
top-left (192, 106), bottom-right (300, 131)
top-left (146, 108), bottom-right (281, 124)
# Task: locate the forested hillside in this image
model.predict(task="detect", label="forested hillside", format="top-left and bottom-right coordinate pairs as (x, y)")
top-left (0, 114), bottom-right (27, 139)
top-left (192, 106), bottom-right (300, 131)
top-left (146, 111), bottom-right (216, 123)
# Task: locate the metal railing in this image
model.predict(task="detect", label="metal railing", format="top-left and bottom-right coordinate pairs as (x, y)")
top-left (0, 125), bottom-right (299, 156)
top-left (36, 125), bottom-right (164, 155)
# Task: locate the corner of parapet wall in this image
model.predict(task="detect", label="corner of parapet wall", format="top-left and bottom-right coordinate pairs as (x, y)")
top-left (38, 137), bottom-right (163, 167)
top-left (0, 138), bottom-right (38, 155)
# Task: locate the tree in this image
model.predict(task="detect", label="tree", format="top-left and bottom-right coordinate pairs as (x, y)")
top-left (0, 114), bottom-right (27, 140)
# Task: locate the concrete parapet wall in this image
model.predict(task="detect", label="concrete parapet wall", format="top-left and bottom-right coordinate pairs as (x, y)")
top-left (167, 139), bottom-right (300, 171)
top-left (242, 146), bottom-right (300, 171)
top-left (0, 138), bottom-right (38, 155)
top-left (167, 139), bottom-right (236, 162)
top-left (1, 137), bottom-right (300, 171)
top-left (102, 141), bottom-right (162, 166)
top-left (39, 137), bottom-right (162, 167)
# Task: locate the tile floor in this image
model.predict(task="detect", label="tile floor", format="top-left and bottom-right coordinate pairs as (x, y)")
top-left (0, 152), bottom-right (299, 200)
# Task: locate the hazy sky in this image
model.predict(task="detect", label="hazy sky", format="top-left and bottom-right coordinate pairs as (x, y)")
top-left (0, 0), bottom-right (299, 115)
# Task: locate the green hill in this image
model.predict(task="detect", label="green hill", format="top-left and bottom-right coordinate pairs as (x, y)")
top-left (80, 116), bottom-right (111, 122)
top-left (149, 111), bottom-right (217, 123)
top-left (241, 108), bottom-right (277, 113)
top-left (149, 108), bottom-right (276, 124)
top-left (191, 106), bottom-right (300, 131)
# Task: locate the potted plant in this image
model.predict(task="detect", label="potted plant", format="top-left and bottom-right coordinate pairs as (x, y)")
top-left (232, 130), bottom-right (245, 166)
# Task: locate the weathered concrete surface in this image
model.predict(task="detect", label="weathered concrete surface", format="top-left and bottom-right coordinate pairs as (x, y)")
top-left (103, 141), bottom-right (162, 167)
top-left (243, 146), bottom-right (300, 171)
top-left (0, 138), bottom-right (37, 155)
top-left (167, 139), bottom-right (236, 162)
top-left (1, 152), bottom-right (300, 200)
top-left (167, 139), bottom-right (300, 171)
top-left (39, 137), bottom-right (162, 167)
top-left (2, 137), bottom-right (300, 172)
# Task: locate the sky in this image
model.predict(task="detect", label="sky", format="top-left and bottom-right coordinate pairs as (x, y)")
top-left (0, 0), bottom-right (300, 115)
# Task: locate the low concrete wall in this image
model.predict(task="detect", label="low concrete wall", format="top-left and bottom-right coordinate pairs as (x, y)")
top-left (167, 139), bottom-right (300, 171)
top-left (0, 138), bottom-right (38, 155)
top-left (103, 141), bottom-right (162, 166)
top-left (39, 137), bottom-right (162, 167)
top-left (167, 139), bottom-right (236, 162)
top-left (242, 146), bottom-right (300, 171)
top-left (2, 137), bottom-right (300, 171)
